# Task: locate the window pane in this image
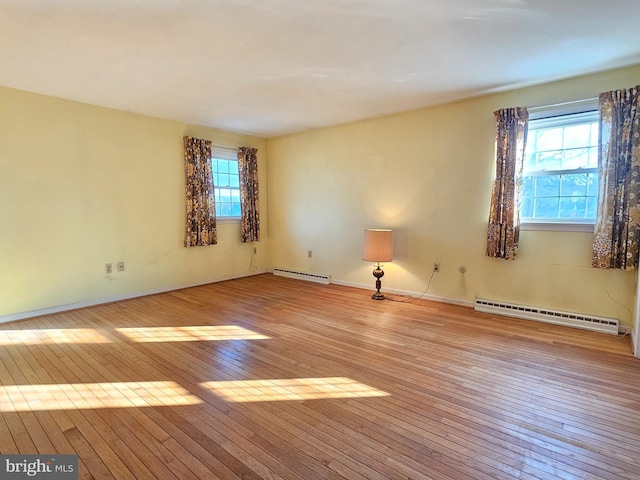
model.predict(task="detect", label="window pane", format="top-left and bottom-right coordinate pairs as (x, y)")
top-left (586, 197), bottom-right (598, 219)
top-left (536, 151), bottom-right (563, 170)
top-left (534, 197), bottom-right (559, 218)
top-left (559, 197), bottom-right (586, 218)
top-left (588, 147), bottom-right (598, 168)
top-left (535, 176), bottom-right (560, 197)
top-left (230, 174), bottom-right (239, 188)
top-left (586, 173), bottom-right (598, 195)
top-left (562, 148), bottom-right (589, 170)
top-left (219, 203), bottom-right (231, 217)
top-left (231, 190), bottom-right (240, 203)
top-left (523, 150), bottom-right (535, 171)
top-left (521, 197), bottom-right (534, 218)
top-left (563, 124), bottom-right (591, 149)
top-left (220, 188), bottom-right (231, 203)
top-left (524, 133), bottom-right (538, 170)
top-left (214, 188), bottom-right (221, 204)
top-left (218, 173), bottom-right (229, 187)
top-left (522, 176), bottom-right (534, 197)
top-left (217, 159), bottom-right (229, 174)
top-left (590, 123), bottom-right (599, 145)
top-left (560, 174), bottom-right (588, 197)
top-left (537, 128), bottom-right (563, 151)
top-left (231, 203), bottom-right (242, 217)
top-left (213, 172), bottom-right (219, 186)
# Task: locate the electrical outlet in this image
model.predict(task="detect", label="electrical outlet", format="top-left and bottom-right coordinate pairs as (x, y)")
top-left (105, 263), bottom-right (113, 274)
top-left (433, 262), bottom-right (440, 272)
top-left (117, 261), bottom-right (125, 272)
top-left (308, 250), bottom-right (313, 258)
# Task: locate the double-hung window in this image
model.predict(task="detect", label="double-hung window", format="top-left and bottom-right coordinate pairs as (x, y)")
top-left (521, 101), bottom-right (599, 230)
top-left (211, 146), bottom-right (241, 219)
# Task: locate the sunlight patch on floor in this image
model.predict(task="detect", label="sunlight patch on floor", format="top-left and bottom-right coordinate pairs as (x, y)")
top-left (0, 381), bottom-right (201, 412)
top-left (201, 377), bottom-right (389, 402)
top-left (115, 325), bottom-right (270, 342)
top-left (0, 328), bottom-right (111, 345)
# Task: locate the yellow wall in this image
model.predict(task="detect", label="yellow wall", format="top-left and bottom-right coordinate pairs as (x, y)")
top-left (266, 65), bottom-right (640, 325)
top-left (2, 65), bottom-right (638, 326)
top-left (0, 86), bottom-right (267, 318)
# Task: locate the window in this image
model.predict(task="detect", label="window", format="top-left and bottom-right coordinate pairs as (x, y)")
top-left (522, 102), bottom-right (599, 228)
top-left (211, 147), bottom-right (241, 218)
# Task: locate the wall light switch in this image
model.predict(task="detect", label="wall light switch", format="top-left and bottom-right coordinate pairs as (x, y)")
top-left (117, 261), bottom-right (125, 272)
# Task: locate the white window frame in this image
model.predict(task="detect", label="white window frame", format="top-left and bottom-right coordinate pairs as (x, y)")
top-left (521, 99), bottom-right (599, 232)
top-left (211, 146), bottom-right (241, 222)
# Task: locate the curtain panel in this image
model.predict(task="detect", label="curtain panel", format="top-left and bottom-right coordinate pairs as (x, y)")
top-left (238, 147), bottom-right (260, 243)
top-left (184, 136), bottom-right (217, 247)
top-left (486, 107), bottom-right (529, 260)
top-left (592, 86), bottom-right (640, 270)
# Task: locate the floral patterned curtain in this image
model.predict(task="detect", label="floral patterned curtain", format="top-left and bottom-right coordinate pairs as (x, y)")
top-left (592, 86), bottom-right (640, 270)
top-left (486, 107), bottom-right (529, 260)
top-left (184, 136), bottom-right (217, 247)
top-left (238, 147), bottom-right (260, 243)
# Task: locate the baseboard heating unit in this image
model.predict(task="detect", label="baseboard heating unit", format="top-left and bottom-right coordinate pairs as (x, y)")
top-left (273, 268), bottom-right (331, 285)
top-left (474, 298), bottom-right (619, 335)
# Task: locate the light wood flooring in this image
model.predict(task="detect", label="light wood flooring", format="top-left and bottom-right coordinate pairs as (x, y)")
top-left (1, 273), bottom-right (640, 479)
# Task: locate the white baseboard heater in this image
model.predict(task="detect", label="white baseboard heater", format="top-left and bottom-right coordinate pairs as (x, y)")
top-left (273, 268), bottom-right (331, 285)
top-left (474, 298), bottom-right (619, 335)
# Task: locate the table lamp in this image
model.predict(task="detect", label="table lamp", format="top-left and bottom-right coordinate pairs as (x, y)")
top-left (362, 229), bottom-right (393, 300)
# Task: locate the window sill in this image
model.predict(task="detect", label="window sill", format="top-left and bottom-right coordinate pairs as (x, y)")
top-left (521, 222), bottom-right (594, 233)
top-left (217, 217), bottom-right (241, 224)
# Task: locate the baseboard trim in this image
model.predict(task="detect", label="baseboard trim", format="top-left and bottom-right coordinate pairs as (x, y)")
top-left (7, 272), bottom-right (627, 337)
top-left (330, 279), bottom-right (475, 308)
top-left (0, 269), bottom-right (269, 325)
top-left (332, 279), bottom-right (633, 335)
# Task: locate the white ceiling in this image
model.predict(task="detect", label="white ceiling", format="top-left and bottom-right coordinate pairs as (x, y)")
top-left (1, 0), bottom-right (639, 138)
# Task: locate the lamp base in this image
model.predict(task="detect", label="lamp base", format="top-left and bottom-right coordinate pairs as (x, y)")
top-left (371, 266), bottom-right (386, 301)
top-left (371, 291), bottom-right (385, 300)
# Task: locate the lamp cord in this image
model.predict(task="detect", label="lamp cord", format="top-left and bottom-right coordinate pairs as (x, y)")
top-left (385, 267), bottom-right (437, 304)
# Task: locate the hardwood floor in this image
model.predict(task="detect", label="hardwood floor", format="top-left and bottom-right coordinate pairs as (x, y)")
top-left (1, 273), bottom-right (640, 479)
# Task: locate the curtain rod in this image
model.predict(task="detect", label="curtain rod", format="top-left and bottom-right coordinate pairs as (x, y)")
top-left (529, 97), bottom-right (598, 112)
top-left (212, 143), bottom-right (238, 150)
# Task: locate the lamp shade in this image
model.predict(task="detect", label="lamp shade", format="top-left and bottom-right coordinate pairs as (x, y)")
top-left (362, 229), bottom-right (393, 262)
